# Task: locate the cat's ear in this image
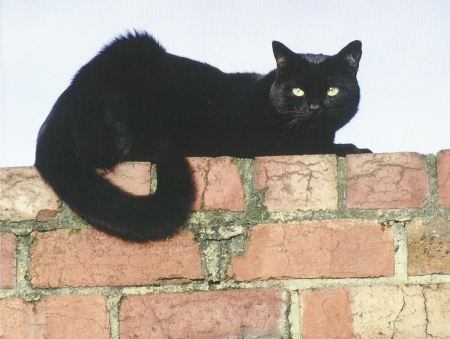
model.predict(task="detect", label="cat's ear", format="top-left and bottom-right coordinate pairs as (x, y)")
top-left (272, 41), bottom-right (295, 72)
top-left (336, 40), bottom-right (362, 71)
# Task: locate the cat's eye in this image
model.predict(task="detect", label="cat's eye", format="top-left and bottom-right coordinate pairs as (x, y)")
top-left (327, 87), bottom-right (339, 97)
top-left (292, 88), bottom-right (305, 97)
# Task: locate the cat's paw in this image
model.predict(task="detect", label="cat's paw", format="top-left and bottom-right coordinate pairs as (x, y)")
top-left (356, 148), bottom-right (372, 154)
top-left (333, 143), bottom-right (372, 157)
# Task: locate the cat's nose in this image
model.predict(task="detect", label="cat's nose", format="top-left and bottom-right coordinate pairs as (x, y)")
top-left (309, 103), bottom-right (320, 111)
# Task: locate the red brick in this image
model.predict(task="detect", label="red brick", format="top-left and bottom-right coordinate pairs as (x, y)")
top-left (100, 162), bottom-right (151, 195)
top-left (188, 157), bottom-right (208, 210)
top-left (0, 233), bottom-right (16, 288)
top-left (300, 288), bottom-right (353, 339)
top-left (347, 153), bottom-right (429, 209)
top-left (188, 157), bottom-right (244, 211)
top-left (0, 167), bottom-right (59, 221)
top-left (0, 295), bottom-right (109, 339)
top-left (438, 150), bottom-right (450, 206)
top-left (36, 209), bottom-right (59, 221)
top-left (29, 229), bottom-right (203, 288)
top-left (227, 220), bottom-right (394, 281)
top-left (407, 217), bottom-right (450, 275)
top-left (255, 155), bottom-right (338, 212)
top-left (119, 288), bottom-right (290, 339)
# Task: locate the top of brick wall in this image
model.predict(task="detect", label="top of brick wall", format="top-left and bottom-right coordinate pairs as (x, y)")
top-left (1, 151), bottom-right (449, 223)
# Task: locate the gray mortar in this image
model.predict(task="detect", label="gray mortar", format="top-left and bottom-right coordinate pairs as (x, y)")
top-left (150, 163), bottom-right (157, 194)
top-left (2, 203), bottom-right (91, 236)
top-left (237, 158), bottom-right (270, 223)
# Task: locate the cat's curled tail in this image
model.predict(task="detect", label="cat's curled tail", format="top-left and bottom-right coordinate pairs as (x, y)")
top-left (35, 111), bottom-right (194, 242)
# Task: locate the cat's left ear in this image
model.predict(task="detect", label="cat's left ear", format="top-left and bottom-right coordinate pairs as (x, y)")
top-left (272, 41), bottom-right (295, 72)
top-left (336, 40), bottom-right (362, 72)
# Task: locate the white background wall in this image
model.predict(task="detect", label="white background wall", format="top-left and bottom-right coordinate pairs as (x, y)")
top-left (2, 0), bottom-right (450, 166)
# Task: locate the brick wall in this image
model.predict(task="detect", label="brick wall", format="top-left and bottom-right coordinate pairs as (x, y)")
top-left (1, 151), bottom-right (450, 339)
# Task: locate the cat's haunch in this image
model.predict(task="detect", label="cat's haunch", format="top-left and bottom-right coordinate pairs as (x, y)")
top-left (35, 32), bottom-right (371, 241)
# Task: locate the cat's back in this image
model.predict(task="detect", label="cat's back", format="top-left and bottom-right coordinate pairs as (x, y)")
top-left (64, 32), bottom-right (250, 121)
top-left (72, 32), bottom-right (166, 84)
top-left (71, 32), bottom-right (226, 91)
top-left (99, 31), bottom-right (165, 60)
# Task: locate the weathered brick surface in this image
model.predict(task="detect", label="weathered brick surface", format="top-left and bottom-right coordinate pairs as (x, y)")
top-left (100, 162), bottom-right (151, 195)
top-left (0, 167), bottom-right (59, 221)
top-left (0, 233), bottom-right (16, 288)
top-left (227, 220), bottom-right (394, 281)
top-left (29, 229), bottom-right (203, 288)
top-left (119, 288), bottom-right (290, 339)
top-left (188, 157), bottom-right (244, 211)
top-left (423, 283), bottom-right (450, 338)
top-left (350, 284), bottom-right (450, 339)
top-left (407, 217), bottom-right (450, 275)
top-left (255, 155), bottom-right (338, 212)
top-left (346, 153), bottom-right (429, 209)
top-left (438, 150), bottom-right (450, 206)
top-left (0, 295), bottom-right (109, 339)
top-left (300, 288), bottom-right (353, 339)
top-left (301, 284), bottom-right (450, 339)
top-left (350, 285), bottom-right (426, 338)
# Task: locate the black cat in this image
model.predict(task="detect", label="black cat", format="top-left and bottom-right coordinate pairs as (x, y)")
top-left (35, 32), bottom-right (370, 241)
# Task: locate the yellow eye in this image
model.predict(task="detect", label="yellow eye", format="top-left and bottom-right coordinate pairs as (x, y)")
top-left (327, 87), bottom-right (339, 97)
top-left (292, 88), bottom-right (305, 97)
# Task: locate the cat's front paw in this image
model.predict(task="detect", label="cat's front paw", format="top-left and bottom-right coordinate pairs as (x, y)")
top-left (333, 143), bottom-right (372, 157)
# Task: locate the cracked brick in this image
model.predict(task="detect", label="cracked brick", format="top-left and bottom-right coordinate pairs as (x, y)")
top-left (255, 155), bottom-right (338, 212)
top-left (0, 295), bottom-right (109, 338)
top-left (303, 284), bottom-right (450, 339)
top-left (349, 285), bottom-right (426, 339)
top-left (346, 153), bottom-right (429, 209)
top-left (187, 157), bottom-right (244, 211)
top-left (424, 283), bottom-right (450, 338)
top-left (226, 220), bottom-right (394, 281)
top-left (187, 157), bottom-right (209, 210)
top-left (119, 288), bottom-right (290, 339)
top-left (0, 167), bottom-right (60, 221)
top-left (29, 229), bottom-right (203, 288)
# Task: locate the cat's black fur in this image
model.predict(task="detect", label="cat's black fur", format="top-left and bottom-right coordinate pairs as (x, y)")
top-left (35, 32), bottom-right (370, 241)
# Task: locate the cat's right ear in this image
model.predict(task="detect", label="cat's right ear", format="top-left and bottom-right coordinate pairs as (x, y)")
top-left (272, 41), bottom-right (294, 73)
top-left (336, 40), bottom-right (362, 72)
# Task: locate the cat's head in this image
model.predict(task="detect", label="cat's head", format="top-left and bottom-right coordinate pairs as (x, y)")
top-left (269, 40), bottom-right (362, 131)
